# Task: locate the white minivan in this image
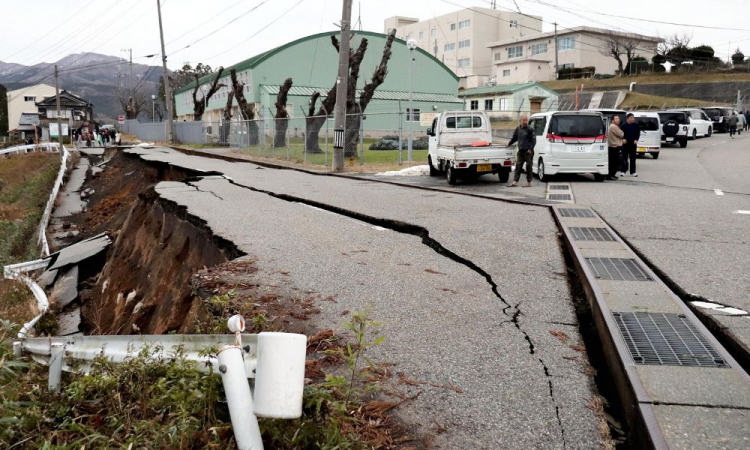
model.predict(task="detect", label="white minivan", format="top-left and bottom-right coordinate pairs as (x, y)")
top-left (671, 108), bottom-right (713, 139)
top-left (528, 111), bottom-right (608, 182)
top-left (631, 111), bottom-right (662, 159)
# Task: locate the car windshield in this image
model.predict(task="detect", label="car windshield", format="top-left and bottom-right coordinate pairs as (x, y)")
top-left (658, 112), bottom-right (687, 124)
top-left (549, 115), bottom-right (604, 137)
top-left (446, 116), bottom-right (483, 129)
top-left (635, 117), bottom-right (660, 131)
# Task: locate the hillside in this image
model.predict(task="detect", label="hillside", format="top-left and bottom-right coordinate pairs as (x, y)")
top-left (542, 73), bottom-right (750, 91)
top-left (0, 53), bottom-right (163, 123)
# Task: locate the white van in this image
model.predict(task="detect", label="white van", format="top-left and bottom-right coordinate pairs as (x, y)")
top-left (631, 111), bottom-right (662, 159)
top-left (528, 111), bottom-right (608, 182)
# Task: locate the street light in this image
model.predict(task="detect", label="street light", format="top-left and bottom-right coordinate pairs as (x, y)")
top-left (406, 38), bottom-right (417, 162)
top-left (151, 94), bottom-right (156, 122)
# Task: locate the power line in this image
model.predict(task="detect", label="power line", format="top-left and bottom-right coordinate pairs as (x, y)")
top-left (165, 0), bottom-right (246, 46)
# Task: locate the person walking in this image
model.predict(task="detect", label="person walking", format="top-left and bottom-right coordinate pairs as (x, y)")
top-left (115, 131), bottom-right (122, 146)
top-left (744, 111), bottom-right (750, 132)
top-left (607, 115), bottom-right (625, 180)
top-left (620, 113), bottom-right (641, 177)
top-left (728, 112), bottom-right (738, 138)
top-left (507, 114), bottom-right (536, 187)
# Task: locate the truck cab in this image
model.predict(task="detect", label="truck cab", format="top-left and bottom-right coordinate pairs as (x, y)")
top-left (427, 111), bottom-right (514, 185)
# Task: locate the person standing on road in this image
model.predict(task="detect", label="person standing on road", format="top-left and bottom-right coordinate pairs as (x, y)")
top-left (607, 115), bottom-right (625, 180)
top-left (115, 131), bottom-right (122, 146)
top-left (620, 113), bottom-right (641, 177)
top-left (744, 111), bottom-right (750, 132)
top-left (728, 112), bottom-right (739, 138)
top-left (507, 114), bottom-right (536, 188)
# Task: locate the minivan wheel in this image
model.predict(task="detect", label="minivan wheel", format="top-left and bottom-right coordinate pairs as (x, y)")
top-left (707, 127), bottom-right (713, 137)
top-left (594, 173), bottom-right (605, 182)
top-left (447, 165), bottom-right (457, 185)
top-left (651, 152), bottom-right (660, 159)
top-left (428, 156), bottom-right (439, 176)
top-left (537, 158), bottom-right (548, 182)
top-left (692, 129), bottom-right (697, 140)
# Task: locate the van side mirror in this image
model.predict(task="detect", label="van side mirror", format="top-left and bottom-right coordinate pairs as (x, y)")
top-left (427, 128), bottom-right (433, 136)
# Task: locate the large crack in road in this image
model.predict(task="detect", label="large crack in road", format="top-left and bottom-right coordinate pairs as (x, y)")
top-left (188, 175), bottom-right (569, 448)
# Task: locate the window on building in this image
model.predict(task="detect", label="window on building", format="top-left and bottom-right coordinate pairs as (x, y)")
top-left (558, 63), bottom-right (575, 69)
top-left (419, 31), bottom-right (424, 40)
top-left (559, 37), bottom-right (575, 51)
top-left (470, 100), bottom-right (478, 110)
top-left (532, 43), bottom-right (547, 55)
top-left (485, 99), bottom-right (494, 110)
top-left (510, 20), bottom-right (518, 28)
top-left (450, 23), bottom-right (456, 31)
top-left (494, 52), bottom-right (502, 61)
top-left (431, 28), bottom-right (436, 37)
top-left (459, 39), bottom-right (470, 48)
top-left (406, 108), bottom-right (421, 122)
top-left (503, 69), bottom-right (511, 77)
top-left (507, 46), bottom-right (523, 58)
top-left (499, 98), bottom-right (509, 110)
top-left (459, 20), bottom-right (470, 29)
top-left (458, 58), bottom-right (470, 68)
top-left (444, 42), bottom-right (455, 51)
top-left (24, 96), bottom-right (36, 102)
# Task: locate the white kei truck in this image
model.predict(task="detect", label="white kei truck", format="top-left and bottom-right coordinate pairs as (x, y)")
top-left (426, 111), bottom-right (514, 185)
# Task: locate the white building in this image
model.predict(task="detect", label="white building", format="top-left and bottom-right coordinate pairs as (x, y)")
top-left (384, 7), bottom-right (542, 89)
top-left (458, 82), bottom-right (559, 122)
top-left (487, 26), bottom-right (660, 84)
top-left (6, 83), bottom-right (57, 137)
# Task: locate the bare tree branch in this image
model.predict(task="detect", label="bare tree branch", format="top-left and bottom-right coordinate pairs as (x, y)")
top-left (192, 67), bottom-right (226, 120)
top-left (359, 29), bottom-right (396, 111)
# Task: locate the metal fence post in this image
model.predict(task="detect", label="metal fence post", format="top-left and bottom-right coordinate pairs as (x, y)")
top-left (299, 106), bottom-right (308, 164)
top-left (286, 121), bottom-right (290, 161)
top-left (359, 114), bottom-right (364, 166)
top-left (217, 344), bottom-right (264, 450)
top-left (325, 115), bottom-right (329, 167)
top-left (398, 109), bottom-right (403, 166)
top-left (49, 342), bottom-right (64, 391)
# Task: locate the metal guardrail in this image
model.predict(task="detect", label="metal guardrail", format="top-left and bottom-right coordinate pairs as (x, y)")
top-left (4, 259), bottom-right (50, 339)
top-left (0, 142), bottom-right (62, 156)
top-left (38, 144), bottom-right (70, 257)
top-left (12, 316), bottom-right (306, 450)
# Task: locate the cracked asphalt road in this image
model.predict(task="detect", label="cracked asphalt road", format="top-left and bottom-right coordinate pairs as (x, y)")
top-left (127, 147), bottom-right (602, 448)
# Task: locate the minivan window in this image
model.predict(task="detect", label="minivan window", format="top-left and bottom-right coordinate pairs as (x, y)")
top-left (658, 112), bottom-right (687, 124)
top-left (549, 115), bottom-right (604, 137)
top-left (635, 117), bottom-right (660, 131)
top-left (530, 117), bottom-right (546, 137)
top-left (702, 108), bottom-right (722, 119)
top-left (446, 116), bottom-right (483, 129)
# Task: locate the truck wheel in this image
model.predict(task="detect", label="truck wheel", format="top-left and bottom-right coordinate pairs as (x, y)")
top-left (428, 156), bottom-right (439, 177)
top-left (537, 158), bottom-right (549, 182)
top-left (498, 167), bottom-right (510, 183)
top-left (447, 165), bottom-right (457, 185)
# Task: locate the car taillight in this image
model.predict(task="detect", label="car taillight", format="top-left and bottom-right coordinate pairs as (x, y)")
top-left (594, 135), bottom-right (606, 143)
top-left (547, 133), bottom-right (563, 143)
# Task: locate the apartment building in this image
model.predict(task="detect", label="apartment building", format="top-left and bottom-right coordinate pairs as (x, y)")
top-left (6, 83), bottom-right (57, 135)
top-left (487, 26), bottom-right (660, 84)
top-left (384, 7), bottom-right (542, 89)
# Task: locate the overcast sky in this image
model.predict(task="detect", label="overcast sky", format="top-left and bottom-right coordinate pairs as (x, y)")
top-left (2, 0), bottom-right (750, 70)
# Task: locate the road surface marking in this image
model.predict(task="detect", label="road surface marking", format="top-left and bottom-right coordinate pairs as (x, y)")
top-left (734, 210), bottom-right (750, 215)
top-left (714, 189), bottom-right (724, 196)
top-left (692, 301), bottom-right (748, 316)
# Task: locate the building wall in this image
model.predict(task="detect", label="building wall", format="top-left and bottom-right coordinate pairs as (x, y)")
top-left (461, 85), bottom-right (558, 116)
top-left (174, 32), bottom-right (462, 127)
top-left (489, 29), bottom-right (659, 81)
top-left (493, 60), bottom-right (555, 84)
top-left (384, 8), bottom-right (541, 88)
top-left (6, 84), bottom-right (56, 131)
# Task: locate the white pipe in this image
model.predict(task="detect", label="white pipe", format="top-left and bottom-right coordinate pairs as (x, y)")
top-left (49, 343), bottom-right (64, 391)
top-left (254, 332), bottom-right (306, 418)
top-left (14, 275), bottom-right (49, 339)
top-left (218, 345), bottom-right (263, 450)
top-left (13, 342), bottom-right (22, 358)
top-left (629, 82), bottom-right (637, 92)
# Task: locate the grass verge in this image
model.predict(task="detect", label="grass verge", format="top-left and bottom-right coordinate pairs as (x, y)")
top-left (619, 91), bottom-right (730, 110)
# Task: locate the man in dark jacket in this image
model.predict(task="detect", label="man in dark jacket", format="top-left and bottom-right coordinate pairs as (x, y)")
top-left (507, 114), bottom-right (536, 187)
top-left (620, 113), bottom-right (641, 177)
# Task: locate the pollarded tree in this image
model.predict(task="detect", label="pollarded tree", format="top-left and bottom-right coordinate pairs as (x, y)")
top-left (274, 78), bottom-right (293, 148)
top-left (229, 68), bottom-right (259, 145)
top-left (732, 48), bottom-right (745, 65)
top-left (192, 67), bottom-right (225, 121)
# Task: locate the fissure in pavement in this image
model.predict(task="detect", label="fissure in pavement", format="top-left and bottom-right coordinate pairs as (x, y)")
top-left (206, 176), bottom-right (570, 448)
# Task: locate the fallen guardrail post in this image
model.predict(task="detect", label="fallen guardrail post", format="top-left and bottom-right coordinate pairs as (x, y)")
top-left (15, 314), bottom-right (305, 450)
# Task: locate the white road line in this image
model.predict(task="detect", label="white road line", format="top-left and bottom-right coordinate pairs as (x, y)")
top-left (734, 210), bottom-right (750, 215)
top-left (714, 189), bottom-right (724, 196)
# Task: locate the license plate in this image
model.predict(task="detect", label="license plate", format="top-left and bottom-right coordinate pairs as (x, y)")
top-left (476, 164), bottom-right (492, 172)
top-left (666, 137), bottom-right (674, 142)
top-left (569, 145), bottom-right (587, 152)
top-left (637, 147), bottom-right (647, 152)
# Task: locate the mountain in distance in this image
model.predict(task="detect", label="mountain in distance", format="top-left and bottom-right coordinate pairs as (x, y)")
top-left (0, 52), bottom-right (165, 123)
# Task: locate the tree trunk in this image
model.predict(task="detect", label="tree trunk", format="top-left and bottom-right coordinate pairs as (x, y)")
top-left (305, 116), bottom-right (326, 153)
top-left (192, 67), bottom-right (225, 121)
top-left (344, 108), bottom-right (360, 158)
top-left (274, 78), bottom-right (292, 148)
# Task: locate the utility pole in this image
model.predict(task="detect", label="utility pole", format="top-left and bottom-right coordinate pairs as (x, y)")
top-left (332, 0), bottom-right (353, 172)
top-left (54, 64), bottom-right (64, 147)
top-left (122, 48), bottom-right (133, 92)
top-left (156, 0), bottom-right (174, 143)
top-left (554, 22), bottom-right (559, 80)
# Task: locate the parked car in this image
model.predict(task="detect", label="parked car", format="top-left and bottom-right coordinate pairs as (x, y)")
top-left (427, 111), bottom-right (514, 185)
top-left (671, 108), bottom-right (712, 139)
top-left (527, 111), bottom-right (608, 182)
top-left (582, 108), bottom-right (626, 130)
top-left (700, 107), bottom-right (734, 133)
top-left (657, 111), bottom-right (689, 148)
top-left (631, 112), bottom-right (662, 159)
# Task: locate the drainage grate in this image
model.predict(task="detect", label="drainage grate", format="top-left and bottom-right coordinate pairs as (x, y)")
top-left (586, 257), bottom-right (652, 281)
top-left (613, 312), bottom-right (728, 367)
top-left (570, 227), bottom-right (615, 242)
top-left (549, 194), bottom-right (572, 201)
top-left (559, 208), bottom-right (594, 218)
top-left (549, 185), bottom-right (570, 190)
